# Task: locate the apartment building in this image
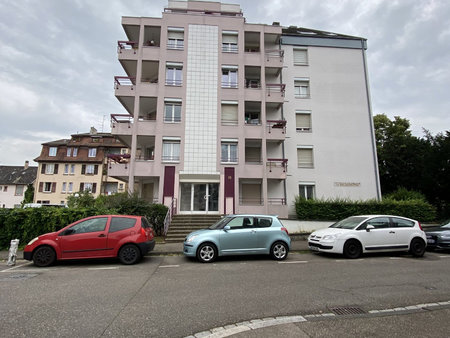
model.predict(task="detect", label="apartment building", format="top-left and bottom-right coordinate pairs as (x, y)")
top-left (34, 128), bottom-right (127, 205)
top-left (109, 0), bottom-right (380, 218)
top-left (0, 162), bottom-right (37, 208)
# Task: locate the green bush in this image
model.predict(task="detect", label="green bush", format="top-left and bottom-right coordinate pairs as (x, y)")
top-left (384, 187), bottom-right (427, 202)
top-left (295, 196), bottom-right (436, 222)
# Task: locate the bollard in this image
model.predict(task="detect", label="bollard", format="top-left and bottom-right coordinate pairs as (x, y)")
top-left (7, 239), bottom-right (20, 266)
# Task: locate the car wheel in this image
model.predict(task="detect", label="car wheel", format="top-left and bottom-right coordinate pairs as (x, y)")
top-left (197, 243), bottom-right (217, 263)
top-left (343, 240), bottom-right (362, 259)
top-left (33, 246), bottom-right (56, 267)
top-left (410, 238), bottom-right (426, 257)
top-left (271, 241), bottom-right (288, 260)
top-left (118, 244), bottom-right (141, 265)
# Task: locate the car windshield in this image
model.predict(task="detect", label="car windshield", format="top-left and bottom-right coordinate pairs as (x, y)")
top-left (440, 220), bottom-right (450, 228)
top-left (329, 216), bottom-right (367, 229)
top-left (209, 217), bottom-right (231, 230)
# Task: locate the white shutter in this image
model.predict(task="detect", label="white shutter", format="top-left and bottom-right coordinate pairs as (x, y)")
top-left (294, 49), bottom-right (308, 65)
top-left (297, 148), bottom-right (313, 167)
top-left (221, 104), bottom-right (238, 124)
top-left (296, 113), bottom-right (311, 130)
top-left (222, 34), bottom-right (238, 44)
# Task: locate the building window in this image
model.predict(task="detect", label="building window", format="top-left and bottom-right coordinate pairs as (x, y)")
top-left (294, 78), bottom-right (310, 98)
top-left (49, 147), bottom-right (57, 156)
top-left (88, 148), bottom-right (97, 158)
top-left (293, 48), bottom-right (308, 65)
top-left (221, 141), bottom-right (238, 163)
top-left (164, 99), bottom-right (182, 123)
top-left (45, 164), bottom-right (57, 174)
top-left (64, 164), bottom-right (69, 174)
top-left (165, 63), bottom-right (183, 86)
top-left (221, 101), bottom-right (238, 125)
top-left (167, 27), bottom-right (184, 50)
top-left (222, 66), bottom-right (238, 88)
top-left (62, 182), bottom-right (67, 193)
top-left (297, 147), bottom-right (314, 168)
top-left (162, 140), bottom-right (180, 162)
top-left (68, 182), bottom-right (73, 193)
top-left (299, 183), bottom-right (315, 200)
top-left (86, 165), bottom-right (95, 175)
top-left (73, 148), bottom-right (78, 157)
top-left (67, 147), bottom-right (72, 157)
top-left (296, 110), bottom-right (312, 132)
top-left (70, 164), bottom-right (75, 175)
top-left (222, 31), bottom-right (238, 53)
top-left (43, 182), bottom-right (55, 193)
top-left (15, 185), bottom-right (24, 196)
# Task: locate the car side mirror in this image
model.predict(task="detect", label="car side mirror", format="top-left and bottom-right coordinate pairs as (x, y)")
top-left (366, 225), bottom-right (375, 232)
top-left (223, 225), bottom-right (231, 231)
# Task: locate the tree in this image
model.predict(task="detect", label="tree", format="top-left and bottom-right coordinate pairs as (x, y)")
top-left (22, 184), bottom-right (34, 205)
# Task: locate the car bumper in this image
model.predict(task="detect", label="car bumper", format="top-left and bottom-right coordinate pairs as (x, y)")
top-left (183, 243), bottom-right (196, 257)
top-left (137, 240), bottom-right (156, 255)
top-left (23, 251), bottom-right (33, 261)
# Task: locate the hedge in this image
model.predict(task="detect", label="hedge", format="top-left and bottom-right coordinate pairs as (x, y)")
top-left (0, 204), bottom-right (168, 250)
top-left (295, 197), bottom-right (436, 222)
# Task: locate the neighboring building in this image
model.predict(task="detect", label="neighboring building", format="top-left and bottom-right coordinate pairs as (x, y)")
top-left (0, 161), bottom-right (37, 208)
top-left (109, 0), bottom-right (380, 218)
top-left (34, 128), bottom-right (128, 205)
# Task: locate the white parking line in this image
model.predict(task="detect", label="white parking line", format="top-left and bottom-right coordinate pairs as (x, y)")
top-left (389, 257), bottom-right (403, 260)
top-left (278, 261), bottom-right (308, 264)
top-left (159, 265), bottom-right (180, 268)
top-left (439, 256), bottom-right (450, 258)
top-left (87, 267), bottom-right (119, 270)
top-left (0, 262), bottom-right (33, 272)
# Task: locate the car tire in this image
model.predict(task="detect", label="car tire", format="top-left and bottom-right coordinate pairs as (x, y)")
top-left (197, 243), bottom-right (217, 263)
top-left (33, 246), bottom-right (56, 267)
top-left (270, 241), bottom-right (288, 260)
top-left (118, 244), bottom-right (141, 265)
top-left (410, 238), bottom-right (426, 257)
top-left (343, 239), bottom-right (362, 259)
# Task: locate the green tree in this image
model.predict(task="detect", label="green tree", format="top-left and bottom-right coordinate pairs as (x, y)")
top-left (22, 184), bottom-right (34, 205)
top-left (66, 190), bottom-right (95, 208)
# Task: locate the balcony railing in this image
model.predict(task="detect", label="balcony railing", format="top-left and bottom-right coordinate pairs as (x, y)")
top-left (267, 120), bottom-right (287, 133)
top-left (244, 79), bottom-right (261, 88)
top-left (114, 76), bottom-right (136, 89)
top-left (111, 114), bottom-right (133, 124)
top-left (107, 153), bottom-right (130, 164)
top-left (267, 198), bottom-right (286, 205)
top-left (266, 158), bottom-right (288, 172)
top-left (266, 83), bottom-right (286, 97)
top-left (239, 198), bottom-right (263, 206)
top-left (165, 79), bottom-right (183, 86)
top-left (222, 81), bottom-right (238, 88)
top-left (117, 41), bottom-right (138, 53)
top-left (265, 49), bottom-right (284, 61)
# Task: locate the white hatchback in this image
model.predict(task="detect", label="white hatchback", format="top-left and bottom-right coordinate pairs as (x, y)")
top-left (308, 215), bottom-right (427, 258)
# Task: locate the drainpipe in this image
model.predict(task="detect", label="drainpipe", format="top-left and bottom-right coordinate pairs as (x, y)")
top-left (279, 36), bottom-right (288, 210)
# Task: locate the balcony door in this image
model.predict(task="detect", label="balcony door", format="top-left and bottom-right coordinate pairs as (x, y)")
top-left (180, 183), bottom-right (219, 214)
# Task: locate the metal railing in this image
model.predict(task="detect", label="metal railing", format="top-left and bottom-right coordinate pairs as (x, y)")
top-left (239, 198), bottom-right (264, 206)
top-left (267, 120), bottom-right (287, 133)
top-left (107, 153), bottom-right (131, 163)
top-left (266, 158), bottom-right (288, 172)
top-left (117, 41), bottom-right (138, 53)
top-left (266, 83), bottom-right (286, 97)
top-left (111, 114), bottom-right (133, 124)
top-left (114, 76), bottom-right (136, 89)
top-left (163, 198), bottom-right (177, 236)
top-left (265, 49), bottom-right (284, 61)
top-left (267, 198), bottom-right (286, 205)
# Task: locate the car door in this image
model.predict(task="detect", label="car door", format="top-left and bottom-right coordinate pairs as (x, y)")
top-left (357, 217), bottom-right (397, 251)
top-left (219, 216), bottom-right (258, 254)
top-left (59, 217), bottom-right (109, 259)
top-left (389, 217), bottom-right (415, 248)
top-left (254, 216), bottom-right (274, 252)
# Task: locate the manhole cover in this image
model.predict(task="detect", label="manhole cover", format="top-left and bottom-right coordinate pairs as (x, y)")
top-left (331, 307), bottom-right (366, 315)
top-left (0, 274), bottom-right (38, 282)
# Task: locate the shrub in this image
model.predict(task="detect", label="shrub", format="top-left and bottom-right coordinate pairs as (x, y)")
top-left (384, 187), bottom-right (427, 202)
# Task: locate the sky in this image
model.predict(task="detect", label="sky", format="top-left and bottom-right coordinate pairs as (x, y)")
top-left (0, 0), bottom-right (449, 166)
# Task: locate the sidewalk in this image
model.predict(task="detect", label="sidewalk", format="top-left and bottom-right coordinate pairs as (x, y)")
top-left (0, 236), bottom-right (309, 261)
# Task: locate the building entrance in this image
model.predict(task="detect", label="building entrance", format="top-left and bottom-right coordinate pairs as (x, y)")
top-left (180, 183), bottom-right (219, 213)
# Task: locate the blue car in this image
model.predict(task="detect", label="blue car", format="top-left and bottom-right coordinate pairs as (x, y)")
top-left (183, 214), bottom-right (291, 263)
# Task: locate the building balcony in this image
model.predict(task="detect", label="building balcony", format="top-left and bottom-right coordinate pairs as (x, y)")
top-left (111, 114), bottom-right (133, 135)
top-left (117, 41), bottom-right (138, 60)
top-left (265, 84), bottom-right (285, 102)
top-left (265, 49), bottom-right (284, 67)
top-left (114, 76), bottom-right (135, 96)
top-left (266, 120), bottom-right (286, 140)
top-left (266, 159), bottom-right (287, 179)
top-left (108, 158), bottom-right (159, 179)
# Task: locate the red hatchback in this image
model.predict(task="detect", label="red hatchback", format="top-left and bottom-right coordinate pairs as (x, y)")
top-left (23, 215), bottom-right (155, 266)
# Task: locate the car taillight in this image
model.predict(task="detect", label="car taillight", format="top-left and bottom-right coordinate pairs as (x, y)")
top-left (418, 222), bottom-right (423, 231)
top-left (281, 227), bottom-right (289, 235)
top-left (141, 227), bottom-right (147, 237)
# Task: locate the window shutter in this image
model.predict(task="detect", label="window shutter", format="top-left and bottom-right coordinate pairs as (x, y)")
top-left (41, 164), bottom-right (46, 174)
top-left (296, 114), bottom-right (311, 130)
top-left (80, 183), bottom-right (84, 191)
top-left (294, 49), bottom-right (308, 65)
top-left (39, 182), bottom-right (43, 192)
top-left (51, 182), bottom-right (56, 193)
top-left (92, 183), bottom-right (97, 194)
top-left (222, 34), bottom-right (238, 44)
top-left (81, 165), bottom-right (86, 175)
top-left (221, 104), bottom-right (238, 124)
top-left (168, 30), bottom-right (184, 39)
top-left (297, 148), bottom-right (313, 167)
top-left (94, 165), bottom-right (98, 175)
top-left (54, 164), bottom-right (59, 174)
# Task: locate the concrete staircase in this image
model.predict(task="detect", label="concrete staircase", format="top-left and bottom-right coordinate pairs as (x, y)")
top-left (165, 214), bottom-right (223, 243)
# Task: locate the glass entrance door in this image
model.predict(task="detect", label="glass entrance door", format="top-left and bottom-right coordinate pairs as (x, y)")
top-left (180, 183), bottom-right (219, 213)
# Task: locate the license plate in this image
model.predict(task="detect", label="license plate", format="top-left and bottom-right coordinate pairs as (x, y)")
top-left (427, 239), bottom-right (435, 244)
top-left (309, 246), bottom-right (319, 251)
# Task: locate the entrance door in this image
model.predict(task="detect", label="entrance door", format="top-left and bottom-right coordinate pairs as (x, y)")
top-left (180, 183), bottom-right (219, 213)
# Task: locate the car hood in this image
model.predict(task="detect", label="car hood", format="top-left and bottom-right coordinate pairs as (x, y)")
top-left (310, 228), bottom-right (350, 237)
top-left (37, 232), bottom-right (58, 239)
top-left (425, 227), bottom-right (450, 234)
top-left (186, 228), bottom-right (212, 238)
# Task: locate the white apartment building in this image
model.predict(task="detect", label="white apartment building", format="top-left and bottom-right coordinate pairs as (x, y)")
top-left (109, 0), bottom-right (380, 218)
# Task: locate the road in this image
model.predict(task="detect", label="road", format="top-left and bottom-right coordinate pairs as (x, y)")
top-left (1, 251), bottom-right (449, 337)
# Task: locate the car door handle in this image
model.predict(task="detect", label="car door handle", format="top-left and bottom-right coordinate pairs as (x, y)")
top-left (98, 234), bottom-right (106, 237)
top-left (389, 231), bottom-right (395, 234)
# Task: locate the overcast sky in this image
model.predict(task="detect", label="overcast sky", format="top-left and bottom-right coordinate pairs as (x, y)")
top-left (1, 0), bottom-right (449, 166)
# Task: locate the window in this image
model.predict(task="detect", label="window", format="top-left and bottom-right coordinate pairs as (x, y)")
top-left (221, 141), bottom-right (238, 163)
top-left (364, 217), bottom-right (391, 229)
top-left (68, 217), bottom-right (107, 234)
top-left (293, 48), bottom-right (308, 65)
top-left (15, 185), bottom-right (24, 196)
top-left (49, 147), bottom-right (57, 156)
top-left (166, 63), bottom-right (183, 86)
top-left (294, 78), bottom-right (310, 98)
top-left (221, 101), bottom-right (238, 125)
top-left (67, 147), bottom-right (72, 157)
top-left (86, 164), bottom-right (95, 175)
top-left (70, 164), bottom-right (75, 175)
top-left (296, 110), bottom-right (312, 132)
top-left (62, 182), bottom-right (67, 193)
top-left (84, 183), bottom-right (93, 191)
top-left (43, 182), bottom-right (55, 193)
top-left (222, 66), bottom-right (238, 88)
top-left (222, 31), bottom-right (238, 52)
top-left (297, 147), bottom-right (313, 168)
top-left (64, 164), bottom-right (69, 174)
top-left (162, 139), bottom-right (180, 162)
top-left (109, 217), bottom-right (137, 233)
top-left (73, 148), bottom-right (78, 157)
top-left (80, 182), bottom-right (97, 193)
top-left (164, 99), bottom-right (182, 123)
top-left (167, 27), bottom-right (184, 50)
top-left (299, 183), bottom-right (315, 200)
top-left (68, 182), bottom-right (73, 193)
top-left (88, 148), bottom-right (97, 157)
top-left (391, 217), bottom-right (415, 228)
top-left (227, 216), bottom-right (254, 229)
top-left (45, 164), bottom-right (56, 174)
top-left (256, 217), bottom-right (272, 228)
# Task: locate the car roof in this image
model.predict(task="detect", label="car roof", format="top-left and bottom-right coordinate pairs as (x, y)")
top-left (226, 214), bottom-right (278, 218)
top-left (351, 215), bottom-right (416, 221)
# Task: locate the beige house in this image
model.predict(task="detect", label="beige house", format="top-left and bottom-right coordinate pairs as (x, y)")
top-left (34, 128), bottom-right (127, 205)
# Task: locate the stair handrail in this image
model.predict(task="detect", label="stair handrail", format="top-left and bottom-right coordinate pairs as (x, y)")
top-left (163, 198), bottom-right (177, 236)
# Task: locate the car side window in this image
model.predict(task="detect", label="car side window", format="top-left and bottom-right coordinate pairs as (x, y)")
top-left (227, 217), bottom-right (254, 229)
top-left (70, 217), bottom-right (108, 234)
top-left (365, 217), bottom-right (390, 229)
top-left (391, 217), bottom-right (414, 228)
top-left (109, 217), bottom-right (137, 233)
top-left (256, 217), bottom-right (272, 228)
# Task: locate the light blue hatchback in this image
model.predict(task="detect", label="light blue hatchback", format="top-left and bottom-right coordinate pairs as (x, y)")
top-left (183, 214), bottom-right (291, 263)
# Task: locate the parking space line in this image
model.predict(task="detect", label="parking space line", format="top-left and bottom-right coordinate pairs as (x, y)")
top-left (1, 262), bottom-right (33, 272)
top-left (278, 261), bottom-right (308, 264)
top-left (389, 257), bottom-right (403, 260)
top-left (439, 256), bottom-right (450, 258)
top-left (87, 267), bottom-right (119, 270)
top-left (159, 265), bottom-right (179, 268)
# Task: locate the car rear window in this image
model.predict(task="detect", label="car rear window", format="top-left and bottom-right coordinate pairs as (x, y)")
top-left (256, 217), bottom-right (272, 228)
top-left (109, 217), bottom-right (137, 233)
top-left (391, 217), bottom-right (414, 228)
top-left (141, 217), bottom-right (153, 229)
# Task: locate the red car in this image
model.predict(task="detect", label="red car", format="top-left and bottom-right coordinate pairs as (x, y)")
top-left (23, 215), bottom-right (155, 266)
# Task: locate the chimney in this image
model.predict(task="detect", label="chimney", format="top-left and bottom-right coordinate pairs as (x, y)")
top-left (24, 161), bottom-right (29, 169)
top-left (90, 127), bottom-right (97, 135)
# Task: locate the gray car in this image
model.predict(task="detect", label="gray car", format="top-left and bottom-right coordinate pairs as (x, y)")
top-left (183, 214), bottom-right (291, 263)
top-left (425, 220), bottom-right (450, 250)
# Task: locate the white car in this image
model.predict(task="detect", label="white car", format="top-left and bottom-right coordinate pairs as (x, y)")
top-left (308, 215), bottom-right (427, 258)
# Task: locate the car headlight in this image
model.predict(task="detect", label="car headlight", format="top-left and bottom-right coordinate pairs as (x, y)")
top-left (322, 234), bottom-right (339, 242)
top-left (27, 237), bottom-right (39, 245)
top-left (439, 234), bottom-right (450, 239)
top-left (186, 235), bottom-right (198, 243)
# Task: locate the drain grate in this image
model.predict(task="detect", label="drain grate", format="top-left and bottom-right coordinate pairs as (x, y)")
top-left (331, 307), bottom-right (366, 315)
top-left (0, 274), bottom-right (38, 282)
